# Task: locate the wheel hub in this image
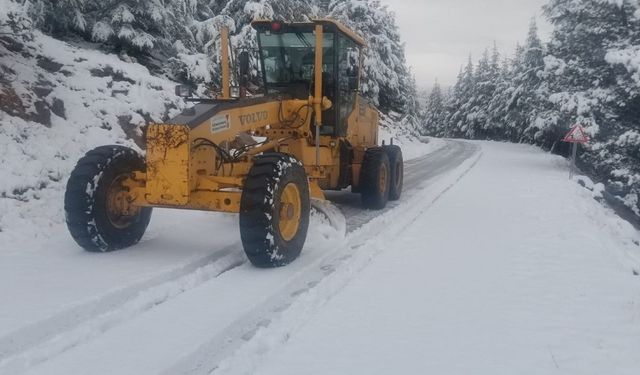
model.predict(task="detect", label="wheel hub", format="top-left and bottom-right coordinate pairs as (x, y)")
top-left (278, 183), bottom-right (302, 242)
top-left (281, 203), bottom-right (295, 220)
top-left (106, 174), bottom-right (140, 229)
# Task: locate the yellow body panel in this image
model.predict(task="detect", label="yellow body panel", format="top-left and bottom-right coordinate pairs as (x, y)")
top-left (188, 99), bottom-right (311, 143)
top-left (145, 124), bottom-right (190, 206)
top-left (347, 96), bottom-right (379, 150)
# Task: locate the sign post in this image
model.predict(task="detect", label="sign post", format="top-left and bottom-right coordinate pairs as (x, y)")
top-left (562, 124), bottom-right (590, 179)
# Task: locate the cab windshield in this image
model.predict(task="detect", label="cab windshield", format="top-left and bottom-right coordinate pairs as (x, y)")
top-left (257, 31), bottom-right (334, 94)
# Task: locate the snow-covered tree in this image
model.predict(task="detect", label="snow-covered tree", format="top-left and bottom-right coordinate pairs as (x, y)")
top-left (484, 47), bottom-right (517, 141)
top-left (444, 56), bottom-right (476, 138)
top-left (422, 81), bottom-right (447, 136)
top-left (541, 0), bottom-right (640, 214)
top-left (25, 0), bottom-right (88, 34)
top-left (26, 0), bottom-right (216, 53)
top-left (503, 19), bottom-right (548, 144)
top-left (465, 48), bottom-right (494, 139)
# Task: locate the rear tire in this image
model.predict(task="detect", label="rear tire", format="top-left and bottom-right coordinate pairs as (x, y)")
top-left (240, 153), bottom-right (310, 268)
top-left (64, 146), bottom-right (152, 252)
top-left (384, 145), bottom-right (403, 201)
top-left (360, 148), bottom-right (391, 209)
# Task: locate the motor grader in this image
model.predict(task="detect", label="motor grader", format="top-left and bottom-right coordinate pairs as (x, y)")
top-left (64, 19), bottom-right (404, 267)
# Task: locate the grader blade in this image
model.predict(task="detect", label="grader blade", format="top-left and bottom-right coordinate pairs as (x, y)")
top-left (310, 198), bottom-right (347, 238)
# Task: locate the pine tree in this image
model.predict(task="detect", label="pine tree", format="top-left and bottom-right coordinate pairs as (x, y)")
top-left (490, 42), bottom-right (500, 79)
top-left (445, 56), bottom-right (475, 138)
top-left (26, 0), bottom-right (215, 52)
top-left (469, 48), bottom-right (494, 139)
top-left (486, 46), bottom-right (516, 141)
top-left (25, 0), bottom-right (88, 35)
top-left (505, 18), bottom-right (547, 144)
top-left (423, 80), bottom-right (446, 136)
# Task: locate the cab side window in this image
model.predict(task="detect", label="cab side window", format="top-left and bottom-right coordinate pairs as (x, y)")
top-left (337, 35), bottom-right (360, 136)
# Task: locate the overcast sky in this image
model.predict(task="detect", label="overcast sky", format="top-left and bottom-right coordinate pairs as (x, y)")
top-left (380, 0), bottom-right (553, 90)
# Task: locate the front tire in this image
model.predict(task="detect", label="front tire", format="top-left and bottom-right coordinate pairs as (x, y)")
top-left (240, 153), bottom-right (310, 268)
top-left (64, 145), bottom-right (152, 252)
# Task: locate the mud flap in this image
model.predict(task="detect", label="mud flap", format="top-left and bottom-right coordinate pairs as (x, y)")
top-left (310, 198), bottom-right (347, 239)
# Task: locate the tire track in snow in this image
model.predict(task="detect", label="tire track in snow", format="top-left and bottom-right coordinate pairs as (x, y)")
top-left (0, 247), bottom-right (246, 373)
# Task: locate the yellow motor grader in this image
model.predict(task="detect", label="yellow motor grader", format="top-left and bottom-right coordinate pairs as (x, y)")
top-left (64, 19), bottom-right (404, 267)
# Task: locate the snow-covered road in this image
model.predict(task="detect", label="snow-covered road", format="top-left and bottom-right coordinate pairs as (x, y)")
top-left (2, 140), bottom-right (639, 375)
top-left (0, 138), bottom-right (461, 374)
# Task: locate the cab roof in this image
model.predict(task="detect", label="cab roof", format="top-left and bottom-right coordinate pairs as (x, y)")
top-left (251, 19), bottom-right (367, 47)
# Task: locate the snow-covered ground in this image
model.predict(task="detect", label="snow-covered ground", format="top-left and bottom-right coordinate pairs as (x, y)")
top-left (1, 140), bottom-right (639, 374)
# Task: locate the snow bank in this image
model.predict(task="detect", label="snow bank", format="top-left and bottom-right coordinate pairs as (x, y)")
top-left (378, 112), bottom-right (444, 160)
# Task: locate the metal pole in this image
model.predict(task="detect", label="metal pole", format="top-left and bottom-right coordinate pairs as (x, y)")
top-left (221, 27), bottom-right (230, 100)
top-left (570, 142), bottom-right (577, 179)
top-left (314, 24), bottom-right (323, 167)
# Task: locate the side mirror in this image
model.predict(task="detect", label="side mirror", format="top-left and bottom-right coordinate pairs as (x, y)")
top-left (175, 85), bottom-right (192, 98)
top-left (238, 51), bottom-right (250, 78)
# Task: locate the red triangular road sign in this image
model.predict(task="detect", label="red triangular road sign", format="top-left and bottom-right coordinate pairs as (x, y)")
top-left (563, 125), bottom-right (590, 144)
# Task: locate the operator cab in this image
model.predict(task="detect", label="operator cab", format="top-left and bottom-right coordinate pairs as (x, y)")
top-left (252, 20), bottom-right (365, 137)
